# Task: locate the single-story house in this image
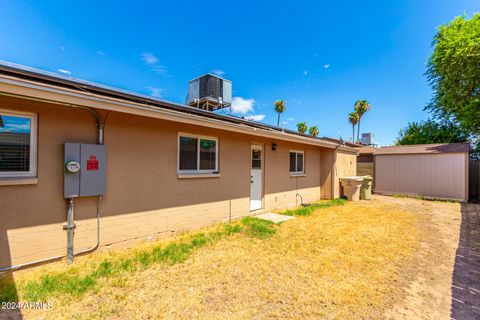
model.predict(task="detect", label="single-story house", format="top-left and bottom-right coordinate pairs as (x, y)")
top-left (374, 143), bottom-right (470, 201)
top-left (0, 62), bottom-right (357, 270)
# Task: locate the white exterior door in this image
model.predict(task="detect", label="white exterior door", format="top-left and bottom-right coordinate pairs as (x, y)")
top-left (250, 145), bottom-right (263, 211)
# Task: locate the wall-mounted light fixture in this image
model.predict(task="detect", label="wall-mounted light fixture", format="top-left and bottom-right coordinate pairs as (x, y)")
top-left (272, 142), bottom-right (278, 152)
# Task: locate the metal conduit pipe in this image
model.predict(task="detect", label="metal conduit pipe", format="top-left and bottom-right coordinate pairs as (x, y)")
top-left (0, 100), bottom-right (104, 273)
top-left (65, 105), bottom-right (104, 264)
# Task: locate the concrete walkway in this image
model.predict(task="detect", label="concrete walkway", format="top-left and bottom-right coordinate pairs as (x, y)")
top-left (256, 212), bottom-right (295, 224)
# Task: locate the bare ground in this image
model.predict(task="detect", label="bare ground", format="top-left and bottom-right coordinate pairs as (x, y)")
top-left (383, 196), bottom-right (462, 319)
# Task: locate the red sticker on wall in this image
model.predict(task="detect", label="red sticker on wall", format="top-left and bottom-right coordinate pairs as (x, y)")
top-left (87, 155), bottom-right (99, 171)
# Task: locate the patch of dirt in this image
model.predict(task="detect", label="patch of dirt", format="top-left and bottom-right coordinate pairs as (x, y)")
top-left (381, 196), bottom-right (463, 319)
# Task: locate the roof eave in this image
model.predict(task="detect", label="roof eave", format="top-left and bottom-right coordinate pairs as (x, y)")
top-left (0, 73), bottom-right (356, 152)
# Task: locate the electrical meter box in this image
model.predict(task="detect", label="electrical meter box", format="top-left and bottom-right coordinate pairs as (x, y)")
top-left (64, 143), bottom-right (106, 198)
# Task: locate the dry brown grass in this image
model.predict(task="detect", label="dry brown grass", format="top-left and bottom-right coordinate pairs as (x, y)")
top-left (14, 199), bottom-right (420, 319)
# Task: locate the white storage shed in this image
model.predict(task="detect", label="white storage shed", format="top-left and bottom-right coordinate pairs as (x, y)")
top-left (374, 143), bottom-right (470, 201)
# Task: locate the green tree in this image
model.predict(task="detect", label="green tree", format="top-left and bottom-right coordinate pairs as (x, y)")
top-left (396, 118), bottom-right (470, 145)
top-left (348, 111), bottom-right (359, 142)
top-left (354, 100), bottom-right (371, 142)
top-left (274, 100), bottom-right (286, 127)
top-left (426, 14), bottom-right (480, 135)
top-left (308, 125), bottom-right (319, 137)
top-left (297, 122), bottom-right (308, 134)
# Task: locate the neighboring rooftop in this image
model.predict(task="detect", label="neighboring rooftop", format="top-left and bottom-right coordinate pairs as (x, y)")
top-left (374, 143), bottom-right (470, 155)
top-left (355, 145), bottom-right (378, 155)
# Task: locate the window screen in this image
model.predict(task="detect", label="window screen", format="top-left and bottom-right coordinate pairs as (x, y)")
top-left (289, 152), bottom-right (296, 172)
top-left (199, 139), bottom-right (216, 170)
top-left (296, 153), bottom-right (304, 172)
top-left (0, 114), bottom-right (32, 173)
top-left (179, 136), bottom-right (198, 170)
top-left (289, 151), bottom-right (304, 174)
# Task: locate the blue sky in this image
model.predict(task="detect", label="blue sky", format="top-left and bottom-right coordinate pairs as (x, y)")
top-left (0, 116), bottom-right (30, 133)
top-left (0, 1), bottom-right (477, 145)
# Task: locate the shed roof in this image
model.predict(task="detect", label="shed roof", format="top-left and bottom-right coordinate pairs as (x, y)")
top-left (374, 143), bottom-right (470, 155)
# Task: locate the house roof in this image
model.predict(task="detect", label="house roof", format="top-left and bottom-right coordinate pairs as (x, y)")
top-left (320, 137), bottom-right (362, 148)
top-left (0, 61), bottom-right (357, 153)
top-left (374, 143), bottom-right (470, 155)
top-left (320, 137), bottom-right (377, 155)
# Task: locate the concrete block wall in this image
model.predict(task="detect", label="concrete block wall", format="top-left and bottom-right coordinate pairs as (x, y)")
top-left (0, 95), bottom-right (346, 267)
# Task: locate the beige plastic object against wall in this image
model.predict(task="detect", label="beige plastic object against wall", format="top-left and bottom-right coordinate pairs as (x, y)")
top-left (340, 177), bottom-right (364, 201)
top-left (360, 175), bottom-right (373, 200)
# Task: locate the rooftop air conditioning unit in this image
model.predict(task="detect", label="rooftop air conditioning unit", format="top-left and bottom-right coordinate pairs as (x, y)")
top-left (186, 73), bottom-right (232, 111)
top-left (361, 132), bottom-right (374, 145)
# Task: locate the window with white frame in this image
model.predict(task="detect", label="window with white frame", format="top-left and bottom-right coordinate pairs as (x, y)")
top-left (178, 134), bottom-right (218, 173)
top-left (289, 151), bottom-right (304, 174)
top-left (0, 110), bottom-right (37, 178)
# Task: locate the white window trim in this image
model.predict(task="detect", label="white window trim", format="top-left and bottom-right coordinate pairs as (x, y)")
top-left (0, 109), bottom-right (37, 179)
top-left (177, 132), bottom-right (219, 174)
top-left (289, 150), bottom-right (305, 175)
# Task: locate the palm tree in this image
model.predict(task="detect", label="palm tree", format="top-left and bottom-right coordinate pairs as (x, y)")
top-left (297, 122), bottom-right (308, 134)
top-left (274, 100), bottom-right (286, 127)
top-left (308, 125), bottom-right (319, 137)
top-left (354, 99), bottom-right (371, 142)
top-left (348, 111), bottom-right (359, 142)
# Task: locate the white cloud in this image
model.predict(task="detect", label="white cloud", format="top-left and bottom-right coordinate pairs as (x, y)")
top-left (147, 86), bottom-right (163, 98)
top-left (303, 69), bottom-right (308, 76)
top-left (141, 52), bottom-right (167, 75)
top-left (58, 69), bottom-right (72, 75)
top-left (141, 52), bottom-right (158, 65)
top-left (231, 97), bottom-right (265, 121)
top-left (324, 64), bottom-right (330, 69)
top-left (245, 114), bottom-right (266, 122)
top-left (96, 51), bottom-right (106, 56)
top-left (0, 123), bottom-right (30, 132)
top-left (286, 117), bottom-right (295, 122)
top-left (151, 65), bottom-right (167, 75)
top-left (231, 97), bottom-right (254, 114)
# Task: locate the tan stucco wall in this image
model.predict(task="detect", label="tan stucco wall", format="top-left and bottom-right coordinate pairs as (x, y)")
top-left (0, 95), bottom-right (340, 267)
top-left (319, 148), bottom-right (334, 199)
top-left (332, 150), bottom-right (357, 198)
